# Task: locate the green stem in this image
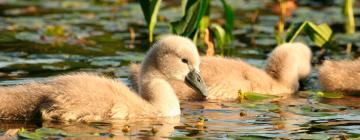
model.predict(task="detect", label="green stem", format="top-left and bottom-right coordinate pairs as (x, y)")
top-left (344, 0), bottom-right (355, 34)
top-left (149, 0), bottom-right (162, 43)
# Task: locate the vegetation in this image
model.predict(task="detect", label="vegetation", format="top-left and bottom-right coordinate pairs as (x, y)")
top-left (285, 21), bottom-right (333, 48)
top-left (140, 0), bottom-right (234, 55)
top-left (140, 0), bottom-right (162, 43)
top-left (139, 0), bottom-right (359, 56)
top-left (0, 0), bottom-right (359, 139)
top-left (343, 0), bottom-right (356, 54)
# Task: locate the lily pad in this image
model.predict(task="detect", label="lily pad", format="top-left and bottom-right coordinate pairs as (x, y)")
top-left (286, 105), bottom-right (337, 117)
top-left (223, 103), bottom-right (279, 112)
top-left (18, 128), bottom-right (68, 139)
top-left (293, 133), bottom-right (331, 140)
top-left (244, 92), bottom-right (280, 101)
top-left (298, 91), bottom-right (344, 99)
top-left (17, 127), bottom-right (114, 139)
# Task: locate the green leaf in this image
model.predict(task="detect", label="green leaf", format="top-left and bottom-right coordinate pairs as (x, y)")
top-left (298, 91), bottom-right (344, 99)
top-left (139, 0), bottom-right (162, 43)
top-left (285, 21), bottom-right (308, 43)
top-left (170, 137), bottom-right (195, 140)
top-left (170, 0), bottom-right (209, 38)
top-left (16, 127), bottom-right (113, 139)
top-left (244, 92), bottom-right (279, 101)
top-left (34, 128), bottom-right (68, 136)
top-left (45, 25), bottom-right (65, 36)
top-left (295, 134), bottom-right (331, 140)
top-left (312, 103), bottom-right (347, 111)
top-left (244, 103), bottom-right (279, 111)
top-left (18, 128), bottom-right (43, 140)
top-left (285, 21), bottom-right (333, 47)
top-left (287, 105), bottom-right (337, 117)
top-left (219, 0), bottom-right (234, 41)
top-left (304, 22), bottom-right (333, 47)
top-left (181, 0), bottom-right (188, 16)
top-left (223, 103), bottom-right (279, 111)
top-left (210, 23), bottom-right (226, 55)
top-left (230, 135), bottom-right (273, 140)
top-left (343, 0), bottom-right (355, 34)
top-left (316, 91), bottom-right (344, 99)
top-left (0, 32), bottom-right (16, 43)
top-left (199, 16), bottom-right (210, 34)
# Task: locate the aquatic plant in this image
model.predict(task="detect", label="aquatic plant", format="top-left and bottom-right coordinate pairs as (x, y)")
top-left (139, 0), bottom-right (234, 55)
top-left (274, 0), bottom-right (334, 48)
top-left (343, 0), bottom-right (355, 35)
top-left (139, 0), bottom-right (162, 43)
top-left (285, 21), bottom-right (333, 48)
top-left (343, 0), bottom-right (355, 54)
top-left (274, 0), bottom-right (287, 44)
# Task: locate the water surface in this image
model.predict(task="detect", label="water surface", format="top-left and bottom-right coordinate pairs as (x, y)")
top-left (0, 0), bottom-right (360, 139)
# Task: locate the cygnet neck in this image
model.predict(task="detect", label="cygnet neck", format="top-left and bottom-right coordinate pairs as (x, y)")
top-left (139, 62), bottom-right (181, 117)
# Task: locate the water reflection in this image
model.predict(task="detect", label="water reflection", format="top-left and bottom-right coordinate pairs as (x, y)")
top-left (0, 93), bottom-right (359, 139)
top-left (0, 0), bottom-right (360, 139)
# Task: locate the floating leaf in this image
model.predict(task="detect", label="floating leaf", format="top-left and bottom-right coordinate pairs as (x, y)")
top-left (317, 91), bottom-right (344, 99)
top-left (287, 105), bottom-right (337, 117)
top-left (15, 32), bottom-right (41, 42)
top-left (34, 128), bottom-right (68, 136)
top-left (312, 103), bottom-right (347, 111)
top-left (230, 135), bottom-right (273, 140)
top-left (170, 136), bottom-right (196, 140)
top-left (45, 25), bottom-right (65, 36)
top-left (18, 128), bottom-right (44, 140)
top-left (244, 92), bottom-right (279, 101)
top-left (0, 32), bottom-right (16, 43)
top-left (294, 134), bottom-right (331, 140)
top-left (244, 103), bottom-right (279, 111)
top-left (223, 103), bottom-right (279, 111)
top-left (16, 127), bottom-right (114, 139)
top-left (298, 91), bottom-right (344, 99)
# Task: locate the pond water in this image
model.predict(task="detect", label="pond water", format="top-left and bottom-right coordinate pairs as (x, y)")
top-left (0, 0), bottom-right (360, 139)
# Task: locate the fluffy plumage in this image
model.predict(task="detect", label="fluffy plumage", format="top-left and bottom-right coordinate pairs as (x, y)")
top-left (130, 42), bottom-right (312, 100)
top-left (0, 35), bottom-right (206, 122)
top-left (318, 58), bottom-right (360, 93)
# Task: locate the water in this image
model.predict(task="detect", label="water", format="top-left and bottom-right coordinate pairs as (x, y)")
top-left (0, 0), bottom-right (359, 139)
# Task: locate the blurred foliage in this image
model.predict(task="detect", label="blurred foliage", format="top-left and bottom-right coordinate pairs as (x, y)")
top-left (237, 90), bottom-right (279, 103)
top-left (139, 0), bottom-right (234, 55)
top-left (15, 127), bottom-right (114, 139)
top-left (139, 0), bottom-right (162, 43)
top-left (0, 1), bottom-right (360, 139)
top-left (170, 0), bottom-right (210, 38)
top-left (285, 21), bottom-right (333, 48)
top-left (343, 0), bottom-right (355, 35)
top-left (343, 0), bottom-right (355, 54)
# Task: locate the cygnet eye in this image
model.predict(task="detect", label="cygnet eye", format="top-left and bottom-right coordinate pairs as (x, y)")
top-left (181, 58), bottom-right (188, 64)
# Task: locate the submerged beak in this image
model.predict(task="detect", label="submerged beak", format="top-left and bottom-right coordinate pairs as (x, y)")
top-left (185, 70), bottom-right (208, 97)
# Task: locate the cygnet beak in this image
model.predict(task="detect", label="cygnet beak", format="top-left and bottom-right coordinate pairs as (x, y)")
top-left (185, 70), bottom-right (208, 97)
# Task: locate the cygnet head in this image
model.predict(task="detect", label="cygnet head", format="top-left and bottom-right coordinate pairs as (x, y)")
top-left (141, 35), bottom-right (208, 97)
